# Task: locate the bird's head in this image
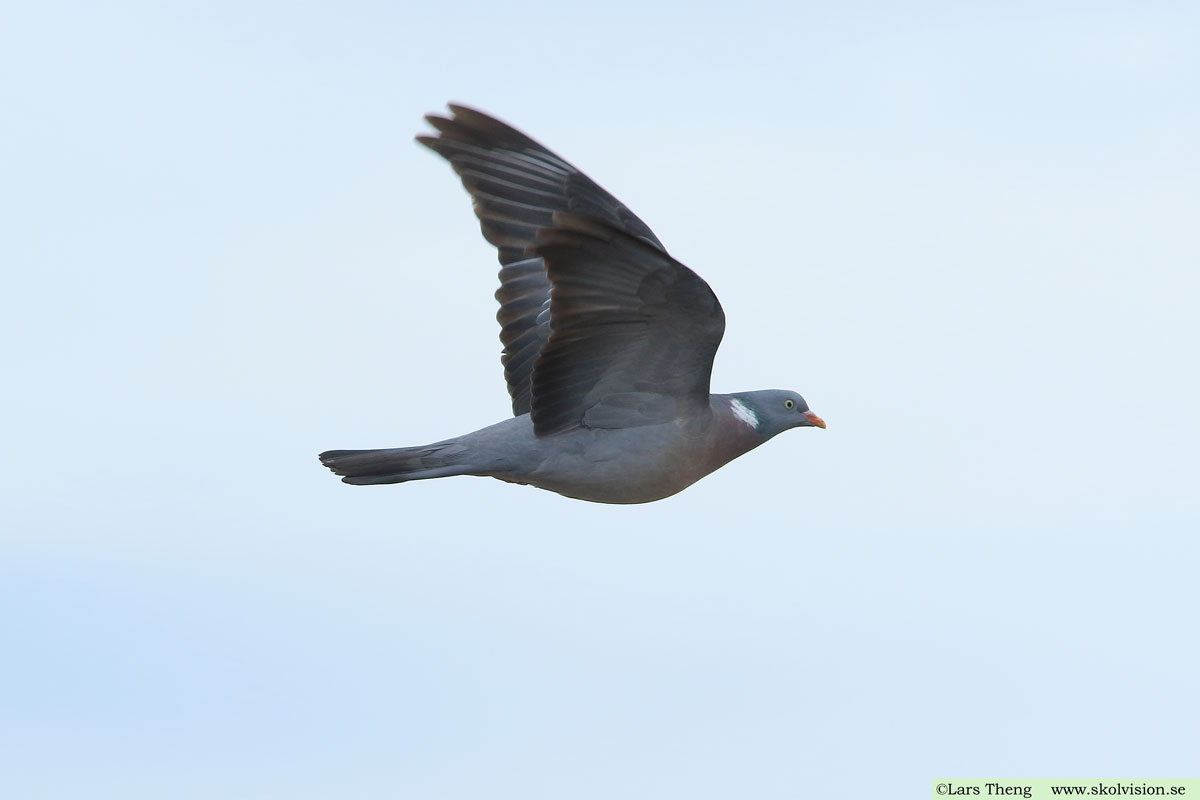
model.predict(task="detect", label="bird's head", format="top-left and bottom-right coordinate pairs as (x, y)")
top-left (727, 390), bottom-right (826, 439)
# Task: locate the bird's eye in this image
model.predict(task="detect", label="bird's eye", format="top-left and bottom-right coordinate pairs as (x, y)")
top-left (784, 399), bottom-right (795, 410)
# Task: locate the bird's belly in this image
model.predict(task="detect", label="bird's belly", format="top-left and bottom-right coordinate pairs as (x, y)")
top-left (501, 426), bottom-right (715, 504)
top-left (524, 474), bottom-right (696, 504)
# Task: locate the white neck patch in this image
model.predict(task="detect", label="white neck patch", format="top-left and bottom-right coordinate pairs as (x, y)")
top-left (730, 398), bottom-right (759, 429)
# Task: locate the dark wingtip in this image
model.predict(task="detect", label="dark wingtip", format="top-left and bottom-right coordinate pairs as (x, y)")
top-left (422, 114), bottom-right (454, 134)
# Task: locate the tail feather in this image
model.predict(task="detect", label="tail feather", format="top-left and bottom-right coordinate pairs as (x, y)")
top-left (319, 442), bottom-right (473, 486)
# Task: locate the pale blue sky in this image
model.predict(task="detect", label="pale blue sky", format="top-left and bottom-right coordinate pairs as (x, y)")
top-left (2, 2), bottom-right (1198, 797)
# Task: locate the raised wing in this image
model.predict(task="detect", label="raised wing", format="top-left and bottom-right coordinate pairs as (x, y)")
top-left (530, 213), bottom-right (725, 436)
top-left (416, 104), bottom-right (665, 416)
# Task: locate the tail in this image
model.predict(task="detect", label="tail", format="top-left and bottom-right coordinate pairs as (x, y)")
top-left (318, 442), bottom-right (475, 486)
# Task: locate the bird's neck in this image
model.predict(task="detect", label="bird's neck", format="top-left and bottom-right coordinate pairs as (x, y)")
top-left (703, 395), bottom-right (770, 468)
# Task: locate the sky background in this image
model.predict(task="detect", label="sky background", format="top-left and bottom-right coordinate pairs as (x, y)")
top-left (2, 1), bottom-right (1198, 797)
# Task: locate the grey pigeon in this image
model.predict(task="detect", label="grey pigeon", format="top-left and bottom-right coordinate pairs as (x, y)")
top-left (319, 104), bottom-right (825, 504)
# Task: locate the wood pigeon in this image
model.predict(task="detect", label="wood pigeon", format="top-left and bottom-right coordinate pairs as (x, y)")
top-left (319, 104), bottom-right (825, 504)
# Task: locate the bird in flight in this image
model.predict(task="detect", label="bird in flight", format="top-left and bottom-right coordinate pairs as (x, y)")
top-left (319, 104), bottom-right (825, 504)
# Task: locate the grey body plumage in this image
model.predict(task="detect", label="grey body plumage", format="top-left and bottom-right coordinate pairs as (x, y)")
top-left (319, 105), bottom-right (825, 504)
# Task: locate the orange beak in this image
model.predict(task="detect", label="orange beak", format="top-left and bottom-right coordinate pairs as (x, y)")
top-left (803, 410), bottom-right (827, 429)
